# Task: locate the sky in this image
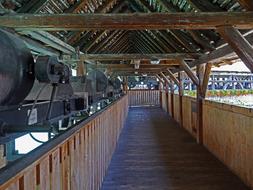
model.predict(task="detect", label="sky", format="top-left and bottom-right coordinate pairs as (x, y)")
top-left (15, 133), bottom-right (49, 154)
top-left (212, 61), bottom-right (250, 72)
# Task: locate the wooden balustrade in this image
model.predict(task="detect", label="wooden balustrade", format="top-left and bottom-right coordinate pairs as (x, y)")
top-left (128, 89), bottom-right (160, 107)
top-left (0, 95), bottom-right (128, 190)
top-left (165, 93), bottom-right (253, 189)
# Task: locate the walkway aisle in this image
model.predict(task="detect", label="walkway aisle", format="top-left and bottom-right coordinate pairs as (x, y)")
top-left (101, 107), bottom-right (249, 190)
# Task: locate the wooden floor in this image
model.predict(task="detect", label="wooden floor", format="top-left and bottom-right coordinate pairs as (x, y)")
top-left (101, 107), bottom-right (249, 190)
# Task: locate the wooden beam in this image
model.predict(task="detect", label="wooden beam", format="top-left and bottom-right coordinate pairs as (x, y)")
top-left (179, 31), bottom-right (253, 72)
top-left (217, 26), bottom-right (253, 72)
top-left (237, 0), bottom-right (253, 11)
top-left (112, 68), bottom-right (164, 72)
top-left (79, 53), bottom-right (201, 60)
top-left (179, 60), bottom-right (199, 86)
top-left (156, 74), bottom-right (165, 84)
top-left (1, 12), bottom-right (253, 30)
top-left (166, 69), bottom-right (180, 86)
top-left (95, 64), bottom-right (176, 69)
top-left (160, 72), bottom-right (170, 84)
top-left (19, 31), bottom-right (75, 54)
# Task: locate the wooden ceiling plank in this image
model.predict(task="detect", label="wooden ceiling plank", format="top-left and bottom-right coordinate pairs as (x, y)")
top-left (108, 32), bottom-right (131, 53)
top-left (134, 0), bottom-right (216, 53)
top-left (91, 30), bottom-right (122, 52)
top-left (17, 0), bottom-right (50, 13)
top-left (158, 30), bottom-right (186, 52)
top-left (81, 30), bottom-right (108, 52)
top-left (149, 30), bottom-right (175, 52)
top-left (101, 31), bottom-right (128, 52)
top-left (135, 31), bottom-right (161, 53)
top-left (69, 0), bottom-right (125, 50)
top-left (138, 31), bottom-right (165, 53)
top-left (133, 34), bottom-right (154, 53)
top-left (94, 31), bottom-right (125, 53)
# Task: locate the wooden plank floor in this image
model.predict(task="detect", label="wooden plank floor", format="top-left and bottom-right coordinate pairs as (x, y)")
top-left (101, 107), bottom-right (250, 190)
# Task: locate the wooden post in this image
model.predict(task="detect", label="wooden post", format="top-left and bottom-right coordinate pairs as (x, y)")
top-left (159, 82), bottom-right (163, 108)
top-left (76, 62), bottom-right (86, 76)
top-left (170, 81), bottom-right (175, 119)
top-left (165, 81), bottom-right (169, 113)
top-left (123, 76), bottom-right (128, 93)
top-left (178, 72), bottom-right (184, 127)
top-left (197, 63), bottom-right (212, 142)
top-left (156, 74), bottom-right (165, 108)
top-left (196, 64), bottom-right (205, 144)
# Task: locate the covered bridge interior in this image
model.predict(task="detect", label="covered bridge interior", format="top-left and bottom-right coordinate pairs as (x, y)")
top-left (0, 0), bottom-right (253, 189)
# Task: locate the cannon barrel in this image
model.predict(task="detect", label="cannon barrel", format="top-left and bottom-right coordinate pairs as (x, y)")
top-left (0, 29), bottom-right (35, 106)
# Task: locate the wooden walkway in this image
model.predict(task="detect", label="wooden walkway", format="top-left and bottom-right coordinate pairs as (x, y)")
top-left (101, 107), bottom-right (249, 190)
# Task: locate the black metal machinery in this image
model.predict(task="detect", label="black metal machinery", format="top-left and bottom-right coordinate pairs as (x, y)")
top-left (0, 29), bottom-right (124, 136)
top-left (128, 76), bottom-right (159, 89)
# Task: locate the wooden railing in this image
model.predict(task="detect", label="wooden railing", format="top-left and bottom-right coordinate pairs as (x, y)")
top-left (0, 95), bottom-right (128, 190)
top-left (166, 94), bottom-right (253, 189)
top-left (128, 89), bottom-right (160, 107)
top-left (203, 100), bottom-right (253, 188)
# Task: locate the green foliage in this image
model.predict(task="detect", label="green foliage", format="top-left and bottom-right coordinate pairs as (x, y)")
top-left (185, 89), bottom-right (253, 97)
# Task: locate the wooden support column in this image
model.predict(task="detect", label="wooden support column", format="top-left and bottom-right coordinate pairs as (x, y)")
top-left (165, 81), bottom-right (169, 113)
top-left (216, 26), bottom-right (253, 72)
top-left (76, 48), bottom-right (86, 76)
top-left (170, 81), bottom-right (175, 118)
top-left (76, 62), bottom-right (86, 76)
top-left (160, 72), bottom-right (174, 114)
top-left (123, 76), bottom-right (128, 93)
top-left (196, 63), bottom-right (212, 144)
top-left (163, 70), bottom-right (180, 118)
top-left (196, 64), bottom-right (205, 144)
top-left (159, 81), bottom-right (163, 108)
top-left (156, 74), bottom-right (165, 108)
top-left (178, 72), bottom-right (184, 127)
top-left (201, 63), bottom-right (212, 98)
